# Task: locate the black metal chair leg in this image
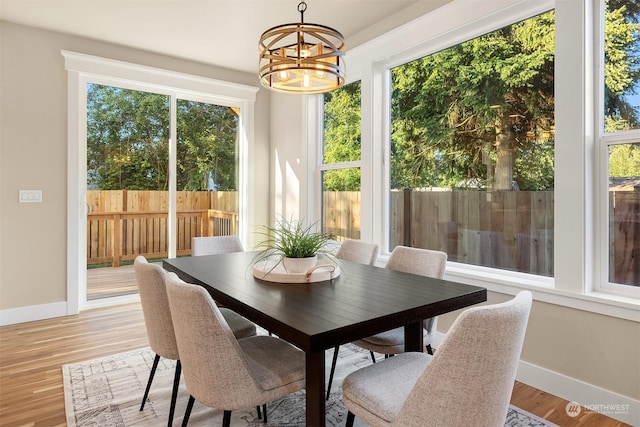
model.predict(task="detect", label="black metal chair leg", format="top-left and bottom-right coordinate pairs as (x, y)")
top-left (370, 351), bottom-right (376, 363)
top-left (262, 404), bottom-right (267, 423)
top-left (326, 345), bottom-right (339, 400)
top-left (182, 395), bottom-right (195, 427)
top-left (256, 405), bottom-right (262, 419)
top-left (167, 360), bottom-right (181, 427)
top-left (222, 410), bottom-right (232, 427)
top-left (140, 354), bottom-right (160, 410)
top-left (426, 343), bottom-right (434, 355)
top-left (346, 411), bottom-right (355, 427)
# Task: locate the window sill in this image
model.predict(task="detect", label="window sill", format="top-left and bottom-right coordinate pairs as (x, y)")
top-left (375, 255), bottom-right (639, 322)
top-left (444, 262), bottom-right (640, 322)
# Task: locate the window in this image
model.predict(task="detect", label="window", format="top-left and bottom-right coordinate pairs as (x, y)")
top-left (321, 81), bottom-right (362, 240)
top-left (63, 50), bottom-right (257, 311)
top-left (601, 0), bottom-right (640, 291)
top-left (388, 12), bottom-right (555, 276)
top-left (310, 0), bottom-right (639, 316)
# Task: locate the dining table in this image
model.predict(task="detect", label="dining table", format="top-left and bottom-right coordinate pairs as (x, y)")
top-left (163, 251), bottom-right (487, 427)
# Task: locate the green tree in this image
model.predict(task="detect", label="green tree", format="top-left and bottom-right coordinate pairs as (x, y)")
top-left (605, 0), bottom-right (640, 131)
top-left (391, 11), bottom-right (556, 191)
top-left (323, 81), bottom-right (361, 191)
top-left (87, 84), bottom-right (170, 190)
top-left (609, 143), bottom-right (640, 176)
top-left (176, 101), bottom-right (238, 191)
top-left (86, 84), bottom-right (239, 191)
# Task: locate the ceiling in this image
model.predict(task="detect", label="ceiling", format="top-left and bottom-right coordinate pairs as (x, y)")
top-left (0, 0), bottom-right (449, 74)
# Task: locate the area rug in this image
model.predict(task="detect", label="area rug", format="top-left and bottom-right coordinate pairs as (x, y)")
top-left (63, 341), bottom-right (558, 427)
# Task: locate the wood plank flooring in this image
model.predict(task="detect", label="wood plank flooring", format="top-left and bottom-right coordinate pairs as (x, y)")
top-left (86, 264), bottom-right (139, 300)
top-left (0, 302), bottom-right (631, 427)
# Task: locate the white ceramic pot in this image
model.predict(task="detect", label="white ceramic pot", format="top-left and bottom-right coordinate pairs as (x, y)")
top-left (283, 255), bottom-right (318, 274)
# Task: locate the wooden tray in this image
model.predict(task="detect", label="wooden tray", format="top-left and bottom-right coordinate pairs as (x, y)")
top-left (252, 257), bottom-right (340, 283)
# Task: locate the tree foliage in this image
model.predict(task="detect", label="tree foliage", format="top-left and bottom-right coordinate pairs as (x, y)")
top-left (390, 11), bottom-right (556, 191)
top-left (323, 81), bottom-right (362, 191)
top-left (176, 100), bottom-right (238, 191)
top-left (323, 6), bottom-right (639, 192)
top-left (87, 85), bottom-right (170, 190)
top-left (86, 84), bottom-right (238, 191)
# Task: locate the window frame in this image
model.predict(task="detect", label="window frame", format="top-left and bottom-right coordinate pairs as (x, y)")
top-left (595, 0), bottom-right (640, 298)
top-left (311, 0), bottom-right (639, 320)
top-left (319, 80), bottom-right (364, 240)
top-left (63, 50), bottom-right (258, 312)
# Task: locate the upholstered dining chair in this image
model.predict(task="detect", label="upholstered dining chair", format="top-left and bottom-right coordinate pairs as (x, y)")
top-left (342, 291), bottom-right (533, 427)
top-left (326, 239), bottom-right (379, 399)
top-left (164, 272), bottom-right (306, 427)
top-left (191, 235), bottom-right (244, 256)
top-left (133, 256), bottom-right (257, 427)
top-left (351, 246), bottom-right (447, 360)
top-left (335, 238), bottom-right (380, 265)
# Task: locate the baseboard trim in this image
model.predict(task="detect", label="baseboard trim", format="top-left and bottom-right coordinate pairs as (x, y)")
top-left (433, 332), bottom-right (639, 426)
top-left (516, 360), bottom-right (639, 426)
top-left (0, 301), bottom-right (68, 326)
top-left (0, 293), bottom-right (141, 326)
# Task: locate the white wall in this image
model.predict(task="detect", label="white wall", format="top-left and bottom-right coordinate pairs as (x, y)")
top-left (0, 21), bottom-right (270, 317)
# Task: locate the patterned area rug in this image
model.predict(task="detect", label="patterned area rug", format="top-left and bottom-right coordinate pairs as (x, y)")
top-left (63, 342), bottom-right (558, 427)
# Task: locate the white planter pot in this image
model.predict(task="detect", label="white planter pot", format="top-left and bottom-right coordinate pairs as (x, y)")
top-left (283, 255), bottom-right (318, 274)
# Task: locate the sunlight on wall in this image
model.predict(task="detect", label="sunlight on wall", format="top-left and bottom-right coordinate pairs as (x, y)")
top-left (286, 158), bottom-right (301, 220)
top-left (273, 148), bottom-right (302, 222)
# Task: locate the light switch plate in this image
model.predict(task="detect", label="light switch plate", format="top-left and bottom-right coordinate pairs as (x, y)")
top-left (19, 190), bottom-right (43, 203)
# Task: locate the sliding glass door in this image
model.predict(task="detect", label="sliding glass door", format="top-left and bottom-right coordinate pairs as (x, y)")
top-left (84, 84), bottom-right (241, 302)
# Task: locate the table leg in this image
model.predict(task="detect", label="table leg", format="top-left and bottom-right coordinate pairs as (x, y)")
top-left (404, 321), bottom-right (423, 352)
top-left (306, 350), bottom-right (326, 427)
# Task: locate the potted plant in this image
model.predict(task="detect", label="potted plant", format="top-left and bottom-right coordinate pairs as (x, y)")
top-left (254, 217), bottom-right (334, 273)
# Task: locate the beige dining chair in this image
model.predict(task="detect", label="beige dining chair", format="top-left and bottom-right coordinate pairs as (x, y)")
top-left (342, 291), bottom-right (533, 427)
top-left (351, 245), bottom-right (447, 360)
top-left (164, 272), bottom-right (306, 427)
top-left (326, 239), bottom-right (379, 399)
top-left (191, 235), bottom-right (244, 256)
top-left (134, 256), bottom-right (257, 427)
top-left (335, 238), bottom-right (380, 265)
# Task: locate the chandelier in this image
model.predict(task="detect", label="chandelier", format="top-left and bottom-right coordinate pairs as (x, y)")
top-left (259, 1), bottom-right (346, 94)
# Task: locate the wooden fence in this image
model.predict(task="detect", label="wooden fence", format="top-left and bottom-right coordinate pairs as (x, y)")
top-left (87, 190), bottom-right (237, 267)
top-left (609, 191), bottom-right (640, 285)
top-left (390, 189), bottom-right (554, 276)
top-left (323, 191), bottom-right (361, 240)
top-left (86, 189), bottom-right (638, 285)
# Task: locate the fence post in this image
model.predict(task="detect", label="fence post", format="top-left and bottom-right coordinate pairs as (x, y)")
top-left (112, 213), bottom-right (121, 267)
top-left (404, 187), bottom-right (412, 246)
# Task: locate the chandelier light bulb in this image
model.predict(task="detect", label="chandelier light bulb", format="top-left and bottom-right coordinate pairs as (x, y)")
top-left (278, 70), bottom-right (289, 81)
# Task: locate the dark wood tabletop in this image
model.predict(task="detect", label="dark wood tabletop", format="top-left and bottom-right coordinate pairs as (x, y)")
top-left (163, 251), bottom-right (487, 427)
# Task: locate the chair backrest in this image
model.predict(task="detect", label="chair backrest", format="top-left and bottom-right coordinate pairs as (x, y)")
top-left (336, 239), bottom-right (379, 265)
top-left (394, 291), bottom-right (533, 427)
top-left (164, 272), bottom-right (263, 409)
top-left (191, 235), bottom-right (244, 256)
top-left (385, 246), bottom-right (447, 279)
top-left (386, 246), bottom-right (447, 334)
top-left (133, 256), bottom-right (179, 360)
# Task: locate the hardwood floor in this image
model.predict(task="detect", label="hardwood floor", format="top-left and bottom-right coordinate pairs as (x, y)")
top-left (0, 302), bottom-right (631, 427)
top-left (86, 264), bottom-right (139, 300)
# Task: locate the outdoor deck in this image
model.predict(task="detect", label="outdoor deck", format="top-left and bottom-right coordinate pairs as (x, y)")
top-left (87, 264), bottom-right (140, 300)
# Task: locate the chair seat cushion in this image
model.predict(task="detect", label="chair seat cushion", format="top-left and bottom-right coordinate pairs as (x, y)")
top-left (219, 308), bottom-right (257, 339)
top-left (342, 352), bottom-right (431, 424)
top-left (239, 336), bottom-right (306, 391)
top-left (353, 327), bottom-right (430, 354)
